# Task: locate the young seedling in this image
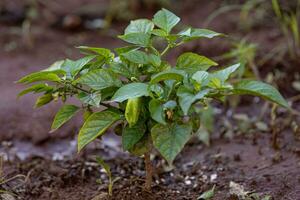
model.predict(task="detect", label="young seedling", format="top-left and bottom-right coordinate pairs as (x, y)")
top-left (96, 157), bottom-right (119, 196)
top-left (17, 8), bottom-right (289, 191)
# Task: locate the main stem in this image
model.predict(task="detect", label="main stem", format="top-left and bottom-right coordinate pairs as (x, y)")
top-left (144, 152), bottom-right (152, 191)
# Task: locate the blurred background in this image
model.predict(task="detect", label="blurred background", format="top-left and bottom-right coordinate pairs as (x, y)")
top-left (0, 0), bottom-right (299, 157)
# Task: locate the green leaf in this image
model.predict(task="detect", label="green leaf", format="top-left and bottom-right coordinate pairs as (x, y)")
top-left (78, 110), bottom-right (122, 151)
top-left (96, 157), bottom-right (111, 177)
top-left (62, 56), bottom-right (96, 78)
top-left (125, 19), bottom-right (154, 34)
top-left (111, 83), bottom-right (149, 102)
top-left (176, 53), bottom-right (217, 74)
top-left (198, 185), bottom-right (215, 200)
top-left (179, 28), bottom-right (222, 42)
top-left (233, 80), bottom-right (289, 108)
top-left (211, 63), bottom-right (240, 82)
top-left (18, 83), bottom-right (53, 98)
top-left (149, 99), bottom-right (166, 124)
top-left (78, 92), bottom-right (101, 107)
top-left (122, 122), bottom-right (146, 150)
top-left (153, 8), bottom-right (180, 33)
top-left (151, 29), bottom-right (168, 37)
top-left (150, 69), bottom-right (186, 84)
top-left (148, 54), bottom-right (161, 67)
top-left (51, 105), bottom-right (80, 132)
top-left (18, 71), bottom-right (62, 84)
top-left (192, 71), bottom-right (210, 86)
top-left (43, 60), bottom-right (65, 72)
top-left (75, 69), bottom-right (122, 90)
top-left (77, 46), bottom-right (114, 59)
top-left (122, 50), bottom-right (149, 64)
top-left (114, 46), bottom-right (139, 55)
top-left (125, 97), bottom-right (141, 127)
top-left (35, 93), bottom-right (53, 108)
top-left (151, 123), bottom-right (193, 164)
top-left (110, 62), bottom-right (138, 78)
top-left (128, 135), bottom-right (150, 156)
top-left (177, 86), bottom-right (209, 115)
top-left (119, 33), bottom-right (151, 47)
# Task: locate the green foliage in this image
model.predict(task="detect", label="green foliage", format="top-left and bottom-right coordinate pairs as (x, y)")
top-left (18, 9), bottom-right (288, 170)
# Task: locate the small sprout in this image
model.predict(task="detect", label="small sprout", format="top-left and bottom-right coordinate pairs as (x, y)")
top-left (96, 157), bottom-right (119, 196)
top-left (198, 185), bottom-right (215, 200)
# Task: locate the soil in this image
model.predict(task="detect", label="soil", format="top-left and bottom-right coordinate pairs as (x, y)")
top-left (1, 0), bottom-right (300, 199)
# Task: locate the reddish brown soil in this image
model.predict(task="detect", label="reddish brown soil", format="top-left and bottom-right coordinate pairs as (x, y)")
top-left (1, 0), bottom-right (300, 199)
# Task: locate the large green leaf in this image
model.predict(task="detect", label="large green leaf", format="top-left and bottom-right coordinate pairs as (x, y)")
top-left (176, 52), bottom-right (217, 74)
top-left (77, 92), bottom-right (102, 107)
top-left (233, 80), bottom-right (289, 108)
top-left (153, 8), bottom-right (180, 33)
top-left (122, 122), bottom-right (146, 150)
top-left (18, 83), bottom-right (53, 98)
top-left (111, 83), bottom-right (149, 102)
top-left (151, 123), bottom-right (193, 164)
top-left (51, 105), bottom-right (80, 132)
top-left (177, 86), bottom-right (210, 115)
top-left (150, 69), bottom-right (186, 84)
top-left (211, 63), bottom-right (240, 82)
top-left (122, 50), bottom-right (149, 64)
top-left (149, 99), bottom-right (166, 125)
top-left (78, 110), bottom-right (122, 151)
top-left (18, 71), bottom-right (62, 84)
top-left (179, 28), bottom-right (222, 41)
top-left (75, 69), bottom-right (122, 90)
top-left (125, 19), bottom-right (154, 34)
top-left (118, 33), bottom-right (151, 47)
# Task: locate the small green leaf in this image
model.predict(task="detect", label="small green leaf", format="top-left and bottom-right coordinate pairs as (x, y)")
top-left (51, 105), bottom-right (80, 132)
top-left (233, 80), bottom-right (289, 108)
top-left (18, 83), bottom-right (53, 98)
top-left (122, 50), bottom-right (149, 64)
top-left (150, 69), bottom-right (186, 84)
top-left (18, 71), bottom-right (62, 84)
top-left (35, 93), bottom-right (53, 108)
top-left (114, 46), bottom-right (139, 55)
top-left (211, 63), bottom-right (240, 82)
top-left (151, 29), bottom-right (168, 37)
top-left (111, 83), bottom-right (149, 102)
top-left (192, 71), bottom-right (210, 86)
top-left (62, 56), bottom-right (96, 78)
top-left (149, 99), bottom-right (166, 124)
top-left (43, 60), bottom-right (65, 72)
top-left (78, 92), bottom-right (101, 107)
top-left (122, 122), bottom-right (146, 150)
top-left (148, 54), bottom-right (161, 67)
top-left (110, 62), bottom-right (138, 78)
top-left (176, 53), bottom-right (217, 74)
top-left (125, 97), bottom-right (141, 127)
top-left (96, 157), bottom-right (111, 177)
top-left (153, 8), bottom-right (180, 33)
top-left (179, 28), bottom-right (222, 41)
top-left (151, 123), bottom-right (193, 164)
top-left (125, 19), bottom-right (154, 34)
top-left (77, 46), bottom-right (113, 59)
top-left (78, 110), bottom-right (122, 151)
top-left (177, 86), bottom-right (209, 115)
top-left (119, 33), bottom-right (151, 47)
top-left (198, 185), bottom-right (215, 200)
top-left (75, 69), bottom-right (122, 90)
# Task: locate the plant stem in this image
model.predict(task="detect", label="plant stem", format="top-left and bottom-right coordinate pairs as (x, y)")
top-left (144, 152), bottom-right (152, 191)
top-left (161, 44), bottom-right (171, 56)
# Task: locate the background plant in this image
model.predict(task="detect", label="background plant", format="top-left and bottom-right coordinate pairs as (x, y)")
top-left (17, 8), bottom-right (289, 191)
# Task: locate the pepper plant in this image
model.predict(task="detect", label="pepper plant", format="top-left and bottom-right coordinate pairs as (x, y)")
top-left (17, 8), bottom-right (289, 191)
